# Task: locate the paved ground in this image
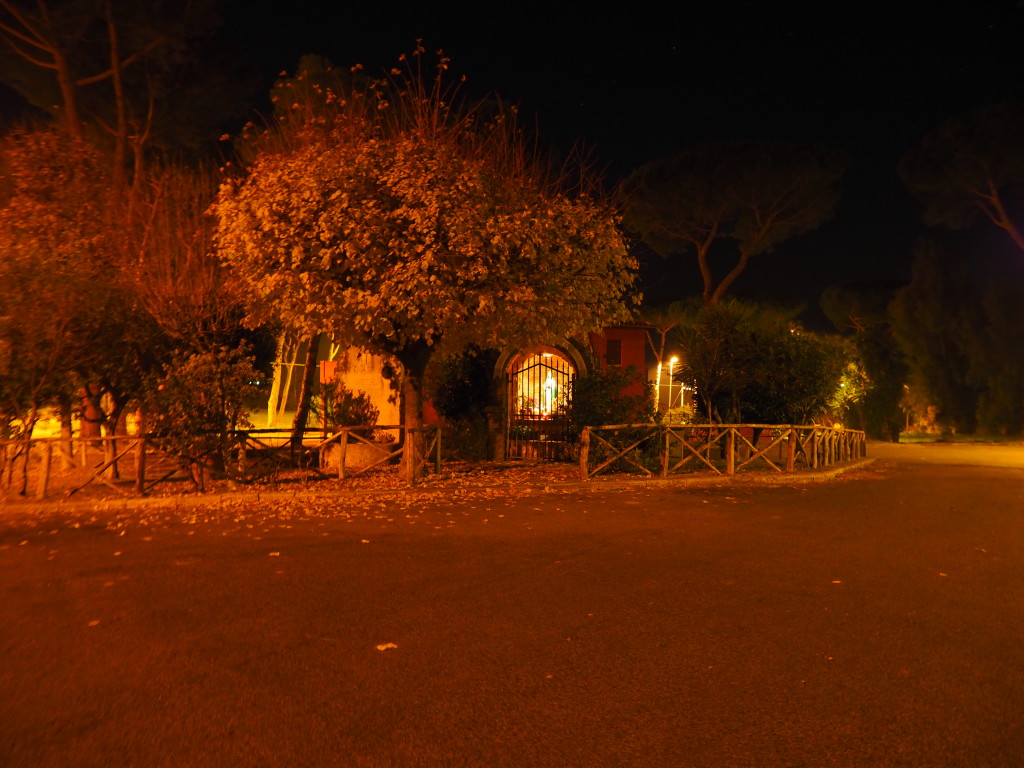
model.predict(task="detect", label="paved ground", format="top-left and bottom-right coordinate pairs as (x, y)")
top-left (1, 442), bottom-right (1023, 767)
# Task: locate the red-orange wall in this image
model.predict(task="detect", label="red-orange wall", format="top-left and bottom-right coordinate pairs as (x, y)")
top-left (588, 327), bottom-right (648, 398)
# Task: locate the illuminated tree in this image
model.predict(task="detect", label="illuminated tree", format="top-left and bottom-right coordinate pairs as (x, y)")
top-left (820, 281), bottom-right (908, 440)
top-left (622, 141), bottom-right (848, 304)
top-left (677, 299), bottom-right (847, 424)
top-left (0, 128), bottom-right (248, 462)
top-left (117, 163), bottom-right (243, 352)
top-left (0, 129), bottom-right (114, 438)
top-left (214, 52), bottom-right (637, 478)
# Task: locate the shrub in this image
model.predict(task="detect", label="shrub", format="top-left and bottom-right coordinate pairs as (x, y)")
top-left (315, 380), bottom-right (379, 439)
top-left (148, 345), bottom-right (261, 485)
top-left (568, 363), bottom-right (654, 434)
top-left (430, 347), bottom-right (498, 460)
top-left (569, 361), bottom-right (657, 473)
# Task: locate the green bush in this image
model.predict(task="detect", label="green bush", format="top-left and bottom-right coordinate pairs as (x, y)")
top-left (430, 347), bottom-right (498, 461)
top-left (569, 361), bottom-right (657, 474)
top-left (568, 363), bottom-right (654, 434)
top-left (315, 380), bottom-right (379, 439)
top-left (148, 345), bottom-right (261, 483)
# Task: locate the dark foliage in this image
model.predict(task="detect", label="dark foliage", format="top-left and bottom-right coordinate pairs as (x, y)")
top-left (891, 238), bottom-right (1024, 435)
top-left (821, 281), bottom-right (909, 440)
top-left (430, 347), bottom-right (499, 460)
top-left (568, 361), bottom-right (653, 433)
top-left (314, 380), bottom-right (379, 439)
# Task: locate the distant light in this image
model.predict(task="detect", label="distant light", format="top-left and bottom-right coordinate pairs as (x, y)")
top-left (669, 356), bottom-right (679, 365)
top-left (542, 353), bottom-right (553, 358)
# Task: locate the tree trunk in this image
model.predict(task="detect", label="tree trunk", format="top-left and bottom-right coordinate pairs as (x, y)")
top-left (16, 404), bottom-right (38, 495)
top-left (80, 385), bottom-right (103, 438)
top-left (104, 0), bottom-right (127, 185)
top-left (396, 341), bottom-right (433, 483)
top-left (709, 251), bottom-right (751, 305)
top-left (52, 48), bottom-right (82, 140)
top-left (102, 392), bottom-right (125, 480)
top-left (290, 333), bottom-right (320, 454)
top-left (59, 399), bottom-right (74, 469)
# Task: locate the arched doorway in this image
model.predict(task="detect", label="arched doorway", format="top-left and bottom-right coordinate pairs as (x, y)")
top-left (505, 347), bottom-right (577, 460)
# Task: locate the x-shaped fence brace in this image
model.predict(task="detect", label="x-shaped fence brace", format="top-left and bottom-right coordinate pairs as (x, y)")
top-left (666, 427), bottom-right (726, 474)
top-left (4, 424), bottom-right (446, 500)
top-left (316, 425), bottom-right (441, 482)
top-left (67, 438), bottom-right (141, 497)
top-left (581, 424), bottom-right (866, 480)
top-left (584, 426), bottom-right (661, 479)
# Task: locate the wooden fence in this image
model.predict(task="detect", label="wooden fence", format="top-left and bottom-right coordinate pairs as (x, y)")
top-left (0, 424), bottom-right (442, 501)
top-left (579, 423), bottom-right (866, 480)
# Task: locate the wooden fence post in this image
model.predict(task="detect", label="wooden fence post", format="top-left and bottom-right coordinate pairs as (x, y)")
top-left (36, 441), bottom-right (52, 499)
top-left (434, 427), bottom-right (442, 474)
top-left (338, 428), bottom-right (348, 479)
top-left (238, 433), bottom-right (247, 482)
top-left (725, 427), bottom-right (735, 475)
top-left (18, 440), bottom-right (31, 495)
top-left (579, 428), bottom-right (590, 481)
top-left (785, 428), bottom-right (796, 473)
top-left (409, 427), bottom-right (419, 487)
top-left (660, 427), bottom-right (668, 478)
top-left (134, 436), bottom-right (147, 496)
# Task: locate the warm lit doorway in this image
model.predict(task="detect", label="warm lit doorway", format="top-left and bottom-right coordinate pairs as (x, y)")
top-left (505, 347), bottom-right (576, 459)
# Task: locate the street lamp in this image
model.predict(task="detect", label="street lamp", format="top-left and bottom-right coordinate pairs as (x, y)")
top-left (654, 361), bottom-right (663, 412)
top-left (667, 356), bottom-right (678, 421)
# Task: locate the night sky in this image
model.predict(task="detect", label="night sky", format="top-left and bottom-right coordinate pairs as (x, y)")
top-left (224, 3), bottom-right (1024, 326)
top-left (10, 3), bottom-right (1024, 326)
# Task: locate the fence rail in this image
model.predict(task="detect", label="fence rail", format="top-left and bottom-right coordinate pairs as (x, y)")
top-left (0, 424), bottom-right (442, 501)
top-left (579, 423), bottom-right (866, 480)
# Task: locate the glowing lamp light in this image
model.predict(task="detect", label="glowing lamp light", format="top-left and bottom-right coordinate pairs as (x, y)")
top-left (667, 357), bottom-right (679, 417)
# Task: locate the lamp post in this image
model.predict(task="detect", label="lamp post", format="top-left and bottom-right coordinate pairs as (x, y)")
top-left (654, 361), bottom-right (663, 413)
top-left (667, 356), bottom-right (678, 422)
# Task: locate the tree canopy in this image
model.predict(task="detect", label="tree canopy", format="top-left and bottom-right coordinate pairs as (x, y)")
top-left (899, 101), bottom-right (1024, 252)
top-left (621, 140), bottom-right (848, 305)
top-left (214, 52), bottom-right (638, 476)
top-left (0, 126), bottom-right (247, 453)
top-left (676, 299), bottom-right (847, 424)
top-left (0, 0), bottom-right (252, 172)
top-left (820, 281), bottom-right (908, 440)
top-left (890, 238), bottom-right (1024, 435)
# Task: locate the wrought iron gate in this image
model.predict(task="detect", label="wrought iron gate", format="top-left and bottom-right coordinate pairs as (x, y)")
top-left (506, 354), bottom-right (575, 460)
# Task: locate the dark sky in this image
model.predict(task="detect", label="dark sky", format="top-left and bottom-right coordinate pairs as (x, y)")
top-left (7, 3), bottom-right (1022, 326)
top-left (224, 2), bottom-right (1024, 326)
